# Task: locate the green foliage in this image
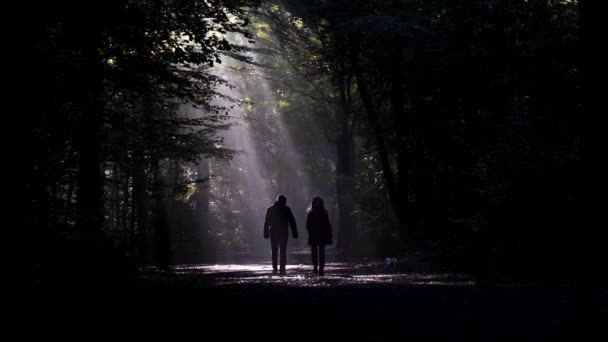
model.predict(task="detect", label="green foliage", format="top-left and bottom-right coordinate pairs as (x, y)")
top-left (14, 0), bottom-right (585, 275)
top-left (11, 0), bottom-right (256, 269)
top-left (273, 0), bottom-right (582, 270)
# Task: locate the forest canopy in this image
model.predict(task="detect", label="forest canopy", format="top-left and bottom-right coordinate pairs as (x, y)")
top-left (8, 0), bottom-right (599, 285)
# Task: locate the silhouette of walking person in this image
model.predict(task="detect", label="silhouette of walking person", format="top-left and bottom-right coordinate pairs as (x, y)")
top-left (306, 197), bottom-right (332, 276)
top-left (264, 194), bottom-right (298, 275)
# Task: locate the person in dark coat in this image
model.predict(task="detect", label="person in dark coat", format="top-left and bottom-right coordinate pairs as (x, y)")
top-left (306, 196), bottom-right (332, 275)
top-left (263, 194), bottom-right (298, 275)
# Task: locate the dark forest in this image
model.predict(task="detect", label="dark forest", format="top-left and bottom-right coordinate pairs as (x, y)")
top-left (9, 0), bottom-right (606, 338)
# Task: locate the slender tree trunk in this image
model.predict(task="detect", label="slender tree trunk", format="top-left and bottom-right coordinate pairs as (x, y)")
top-left (133, 154), bottom-right (148, 260)
top-left (64, 177), bottom-right (75, 227)
top-left (150, 158), bottom-right (170, 268)
top-left (392, 37), bottom-right (408, 241)
top-left (33, 161), bottom-right (51, 231)
top-left (336, 108), bottom-right (356, 251)
top-left (75, 39), bottom-right (104, 234)
top-left (113, 163), bottom-right (120, 231)
top-left (155, 160), bottom-right (178, 268)
top-left (122, 168), bottom-right (131, 248)
top-left (334, 51), bottom-right (357, 252)
top-left (129, 172), bottom-right (137, 247)
top-left (191, 157), bottom-right (210, 262)
top-left (76, 128), bottom-right (103, 233)
top-left (350, 35), bottom-right (400, 216)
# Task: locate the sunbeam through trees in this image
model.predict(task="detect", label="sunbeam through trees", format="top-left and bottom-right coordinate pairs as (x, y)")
top-left (10, 0), bottom-right (605, 339)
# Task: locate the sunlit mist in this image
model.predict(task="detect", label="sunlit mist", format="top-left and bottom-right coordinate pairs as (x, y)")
top-left (160, 263), bottom-right (477, 288)
top-left (196, 26), bottom-right (332, 260)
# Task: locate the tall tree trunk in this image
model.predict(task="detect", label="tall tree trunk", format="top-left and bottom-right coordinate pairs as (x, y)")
top-left (129, 166), bottom-right (137, 248)
top-left (191, 157), bottom-right (210, 262)
top-left (151, 158), bottom-right (173, 268)
top-left (123, 168), bottom-right (131, 248)
top-left (133, 154), bottom-right (148, 261)
top-left (336, 107), bottom-right (356, 252)
top-left (410, 90), bottom-right (434, 238)
top-left (112, 163), bottom-right (120, 231)
top-left (157, 160), bottom-right (180, 268)
top-left (64, 177), bottom-right (75, 227)
top-left (392, 36), bottom-right (408, 241)
top-left (75, 86), bottom-right (104, 233)
top-left (75, 37), bottom-right (104, 234)
top-left (335, 52), bottom-right (357, 253)
top-left (350, 35), bottom-right (400, 218)
top-left (151, 159), bottom-right (171, 268)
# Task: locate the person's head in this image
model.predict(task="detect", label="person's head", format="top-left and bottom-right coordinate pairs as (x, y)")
top-left (311, 196), bottom-right (325, 211)
top-left (276, 194), bottom-right (287, 205)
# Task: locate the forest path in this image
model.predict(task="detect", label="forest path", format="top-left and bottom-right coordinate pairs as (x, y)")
top-left (102, 262), bottom-right (605, 339)
top-left (29, 259), bottom-right (607, 339)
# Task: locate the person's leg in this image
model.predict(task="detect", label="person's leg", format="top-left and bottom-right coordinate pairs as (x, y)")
top-left (271, 238), bottom-right (278, 274)
top-left (319, 244), bottom-right (326, 275)
top-left (279, 237), bottom-right (288, 274)
top-left (311, 245), bottom-right (318, 274)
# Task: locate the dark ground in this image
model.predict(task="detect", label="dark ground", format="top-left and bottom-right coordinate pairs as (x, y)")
top-left (25, 249), bottom-right (608, 340)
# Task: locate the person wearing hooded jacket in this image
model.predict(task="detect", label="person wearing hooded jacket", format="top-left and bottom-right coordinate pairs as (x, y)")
top-left (263, 194), bottom-right (298, 275)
